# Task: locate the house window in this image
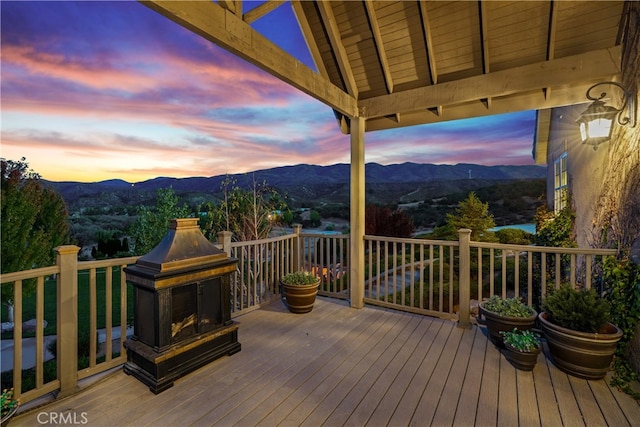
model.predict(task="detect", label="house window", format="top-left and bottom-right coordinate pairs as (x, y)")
top-left (553, 153), bottom-right (568, 212)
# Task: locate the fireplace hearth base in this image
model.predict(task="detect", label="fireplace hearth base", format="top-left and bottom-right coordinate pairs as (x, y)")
top-left (124, 323), bottom-right (240, 394)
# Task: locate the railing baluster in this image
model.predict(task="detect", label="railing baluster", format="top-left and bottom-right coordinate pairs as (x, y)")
top-left (541, 252), bottom-right (547, 295)
top-left (439, 245), bottom-right (444, 312)
top-left (14, 280), bottom-right (23, 400)
top-left (501, 250), bottom-right (507, 298)
top-left (555, 253), bottom-right (561, 288)
top-left (514, 250), bottom-right (520, 299)
top-left (419, 244), bottom-right (424, 310)
top-left (105, 266), bottom-right (113, 362)
top-left (89, 268), bottom-right (97, 368)
top-left (489, 248), bottom-right (495, 297)
top-left (586, 255), bottom-right (593, 289)
top-left (527, 251), bottom-right (533, 306)
top-left (120, 265), bottom-right (127, 357)
top-left (477, 247), bottom-right (483, 301)
top-left (36, 276), bottom-right (45, 389)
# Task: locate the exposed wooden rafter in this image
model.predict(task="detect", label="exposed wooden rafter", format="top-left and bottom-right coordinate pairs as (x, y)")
top-left (243, 0), bottom-right (286, 25)
top-left (218, 0), bottom-right (241, 17)
top-left (544, 0), bottom-right (558, 100)
top-left (364, 0), bottom-right (393, 94)
top-left (317, 1), bottom-right (359, 98)
top-left (418, 1), bottom-right (437, 86)
top-left (141, 0), bottom-right (358, 117)
top-left (291, 1), bottom-right (328, 78)
top-left (479, 0), bottom-right (492, 109)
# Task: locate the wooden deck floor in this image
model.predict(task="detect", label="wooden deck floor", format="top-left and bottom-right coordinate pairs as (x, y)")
top-left (11, 297), bottom-right (640, 426)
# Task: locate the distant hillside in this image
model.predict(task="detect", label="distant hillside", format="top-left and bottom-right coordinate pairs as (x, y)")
top-left (48, 162), bottom-right (546, 209)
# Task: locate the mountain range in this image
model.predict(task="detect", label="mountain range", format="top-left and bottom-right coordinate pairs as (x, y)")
top-left (49, 163), bottom-right (547, 211)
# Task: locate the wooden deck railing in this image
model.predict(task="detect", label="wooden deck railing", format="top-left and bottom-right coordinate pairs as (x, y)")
top-left (0, 226), bottom-right (617, 405)
top-left (364, 230), bottom-right (617, 327)
top-left (1, 249), bottom-right (139, 404)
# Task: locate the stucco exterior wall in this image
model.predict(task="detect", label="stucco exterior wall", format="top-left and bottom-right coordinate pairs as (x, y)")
top-left (546, 1), bottom-right (640, 377)
top-left (545, 106), bottom-right (611, 248)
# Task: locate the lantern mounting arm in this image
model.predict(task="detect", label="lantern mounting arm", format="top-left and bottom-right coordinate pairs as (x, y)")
top-left (585, 81), bottom-right (636, 127)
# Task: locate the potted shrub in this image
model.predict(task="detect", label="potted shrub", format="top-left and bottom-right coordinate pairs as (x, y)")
top-left (478, 295), bottom-right (537, 347)
top-left (539, 285), bottom-right (623, 380)
top-left (1, 388), bottom-right (19, 426)
top-left (500, 328), bottom-right (541, 371)
top-left (281, 271), bottom-right (321, 314)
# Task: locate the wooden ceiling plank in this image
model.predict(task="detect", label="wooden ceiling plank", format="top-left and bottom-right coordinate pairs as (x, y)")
top-left (419, 1), bottom-right (438, 85)
top-left (317, 1), bottom-right (359, 98)
top-left (141, 0), bottom-right (358, 117)
top-left (360, 46), bottom-right (621, 119)
top-left (243, 0), bottom-right (286, 25)
top-left (291, 1), bottom-right (328, 78)
top-left (364, 0), bottom-right (394, 94)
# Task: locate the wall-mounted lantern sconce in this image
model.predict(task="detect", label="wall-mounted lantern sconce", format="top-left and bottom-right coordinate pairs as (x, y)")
top-left (576, 81), bottom-right (636, 149)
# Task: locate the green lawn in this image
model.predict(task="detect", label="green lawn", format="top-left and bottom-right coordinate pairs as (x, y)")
top-left (1, 267), bottom-right (134, 339)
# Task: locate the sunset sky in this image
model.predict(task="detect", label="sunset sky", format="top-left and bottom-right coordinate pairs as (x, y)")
top-left (1, 1), bottom-right (538, 183)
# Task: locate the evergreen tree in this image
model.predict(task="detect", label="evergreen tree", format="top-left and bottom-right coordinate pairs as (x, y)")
top-left (1, 158), bottom-right (70, 301)
top-left (445, 192), bottom-right (496, 241)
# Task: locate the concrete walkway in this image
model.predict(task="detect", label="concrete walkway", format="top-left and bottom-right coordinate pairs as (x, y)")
top-left (1, 325), bottom-right (132, 373)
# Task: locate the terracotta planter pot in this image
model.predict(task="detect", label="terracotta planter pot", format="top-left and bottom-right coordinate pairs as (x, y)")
top-left (282, 280), bottom-right (320, 314)
top-left (539, 312), bottom-right (622, 380)
top-left (503, 343), bottom-right (541, 371)
top-left (478, 303), bottom-right (537, 347)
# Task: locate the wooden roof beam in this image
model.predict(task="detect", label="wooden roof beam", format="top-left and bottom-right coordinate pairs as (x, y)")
top-left (364, 0), bottom-right (394, 94)
top-left (317, 1), bottom-right (359, 98)
top-left (141, 0), bottom-right (358, 117)
top-left (243, 0), bottom-right (286, 25)
top-left (359, 47), bottom-right (621, 118)
top-left (364, 82), bottom-right (608, 131)
top-left (544, 0), bottom-right (558, 100)
top-left (418, 1), bottom-right (437, 85)
top-left (479, 0), bottom-right (492, 109)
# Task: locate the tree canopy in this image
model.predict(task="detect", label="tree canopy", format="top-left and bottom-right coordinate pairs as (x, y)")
top-left (1, 158), bottom-right (70, 275)
top-left (445, 192), bottom-right (496, 241)
top-left (201, 176), bottom-right (285, 242)
top-left (129, 187), bottom-right (191, 255)
top-left (365, 204), bottom-right (415, 238)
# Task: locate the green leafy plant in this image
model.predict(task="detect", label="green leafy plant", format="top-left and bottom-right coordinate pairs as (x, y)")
top-left (542, 285), bottom-right (611, 333)
top-left (501, 328), bottom-right (540, 352)
top-left (602, 257), bottom-right (640, 400)
top-left (1, 388), bottom-right (19, 418)
top-left (281, 271), bottom-right (319, 286)
top-left (482, 295), bottom-right (535, 317)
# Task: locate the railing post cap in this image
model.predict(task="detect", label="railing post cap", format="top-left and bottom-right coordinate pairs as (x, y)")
top-left (458, 228), bottom-right (472, 234)
top-left (55, 245), bottom-right (81, 255)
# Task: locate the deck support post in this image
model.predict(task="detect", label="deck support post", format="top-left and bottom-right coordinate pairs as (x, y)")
top-left (350, 116), bottom-right (365, 308)
top-left (293, 223), bottom-right (302, 273)
top-left (458, 229), bottom-right (472, 328)
top-left (218, 231), bottom-right (233, 257)
top-left (55, 245), bottom-right (81, 397)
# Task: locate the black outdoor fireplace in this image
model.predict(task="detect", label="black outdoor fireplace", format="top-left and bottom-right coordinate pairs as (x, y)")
top-left (123, 218), bottom-right (240, 393)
